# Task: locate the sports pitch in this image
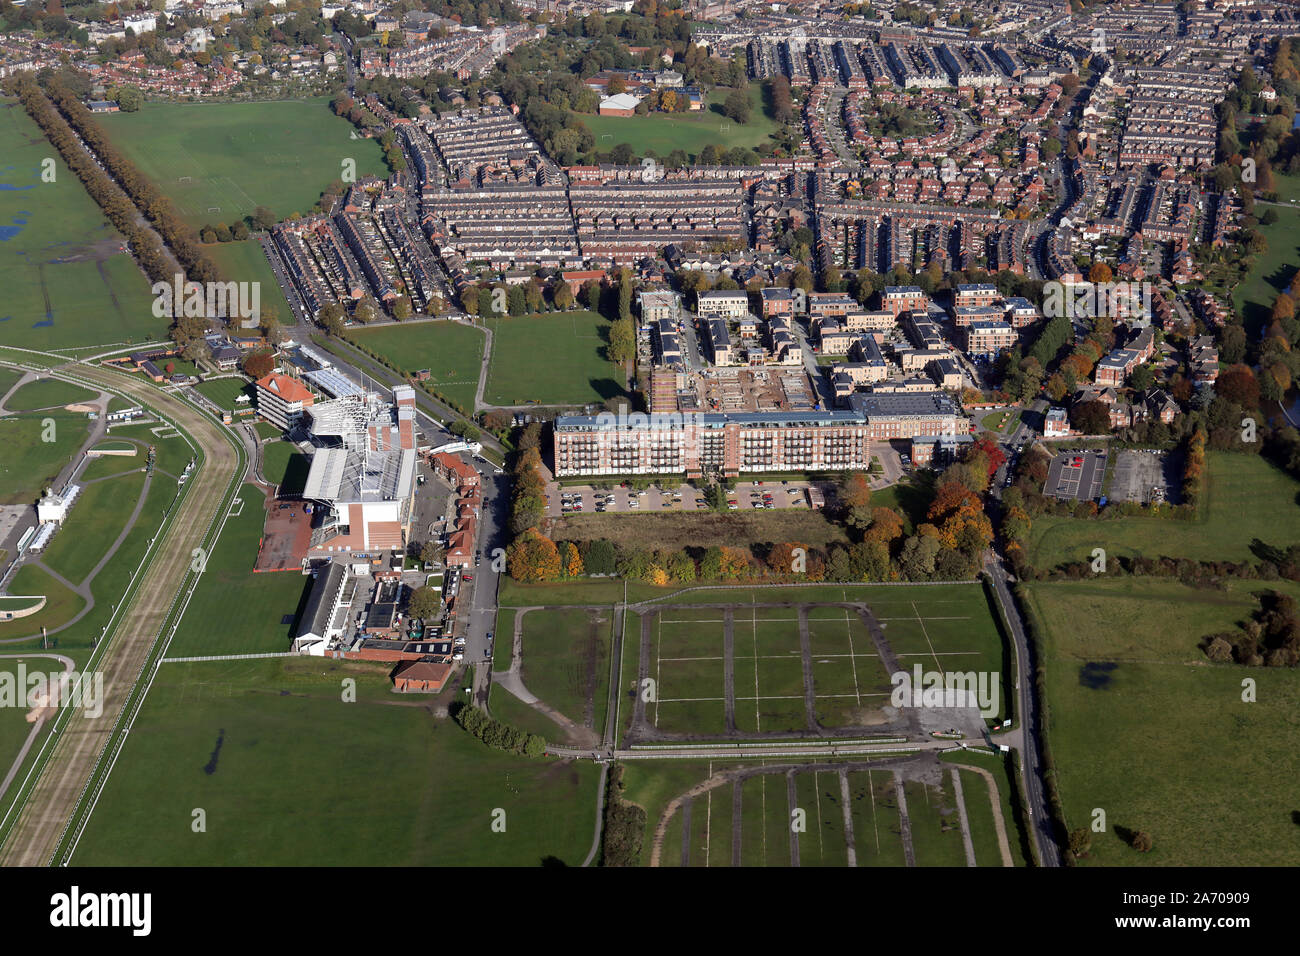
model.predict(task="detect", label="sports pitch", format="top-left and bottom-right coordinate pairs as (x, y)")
top-left (348, 320), bottom-right (487, 412)
top-left (654, 757), bottom-right (1013, 867)
top-left (483, 311), bottom-right (625, 408)
top-left (99, 99), bottom-right (389, 228)
top-left (0, 100), bottom-right (161, 350)
top-left (576, 86), bottom-right (778, 161)
top-left (627, 584), bottom-right (1009, 740)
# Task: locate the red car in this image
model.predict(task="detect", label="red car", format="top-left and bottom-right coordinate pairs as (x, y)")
top-left (463, 574), bottom-right (474, 581)
top-left (1072, 456), bottom-right (1084, 467)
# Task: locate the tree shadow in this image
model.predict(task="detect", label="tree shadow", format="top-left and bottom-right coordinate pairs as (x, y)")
top-left (588, 377), bottom-right (626, 402)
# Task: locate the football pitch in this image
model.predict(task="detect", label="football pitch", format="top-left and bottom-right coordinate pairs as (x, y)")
top-left (99, 99), bottom-right (389, 228)
top-left (627, 585), bottom-right (1009, 741)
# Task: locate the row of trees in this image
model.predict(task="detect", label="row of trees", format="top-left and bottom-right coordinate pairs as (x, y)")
top-left (8, 74), bottom-right (200, 328)
top-left (42, 75), bottom-right (222, 290)
top-left (452, 704), bottom-right (546, 756)
top-left (1182, 427), bottom-right (1206, 510)
top-left (506, 473), bottom-right (996, 587)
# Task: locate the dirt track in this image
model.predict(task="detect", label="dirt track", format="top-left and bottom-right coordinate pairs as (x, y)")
top-left (0, 365), bottom-right (240, 866)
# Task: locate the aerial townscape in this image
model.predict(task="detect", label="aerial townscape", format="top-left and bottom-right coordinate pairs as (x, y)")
top-left (0, 0), bottom-right (1297, 898)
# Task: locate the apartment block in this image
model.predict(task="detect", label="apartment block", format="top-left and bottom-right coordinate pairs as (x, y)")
top-left (696, 290), bottom-right (751, 320)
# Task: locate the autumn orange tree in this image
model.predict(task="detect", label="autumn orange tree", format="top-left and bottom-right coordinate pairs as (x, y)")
top-left (560, 541), bottom-right (584, 578)
top-left (767, 541), bottom-right (809, 576)
top-left (927, 480), bottom-right (993, 554)
top-left (507, 529), bottom-right (562, 582)
top-left (863, 506), bottom-right (905, 545)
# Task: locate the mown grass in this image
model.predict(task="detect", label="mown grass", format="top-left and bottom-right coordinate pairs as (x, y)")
top-left (164, 484), bottom-right (310, 658)
top-left (73, 658), bottom-right (602, 865)
top-left (3, 377), bottom-right (96, 411)
top-left (0, 411), bottom-right (89, 505)
top-left (0, 99), bottom-right (162, 351)
top-left (99, 98), bottom-right (388, 228)
top-left (348, 320), bottom-right (486, 412)
top-left (483, 311), bottom-right (623, 407)
top-left (1025, 577), bottom-right (1300, 866)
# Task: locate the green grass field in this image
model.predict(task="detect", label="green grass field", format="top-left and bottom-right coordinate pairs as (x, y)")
top-left (164, 485), bottom-right (310, 658)
top-left (348, 320), bottom-right (486, 411)
top-left (104, 421), bottom-right (194, 478)
top-left (1028, 451), bottom-right (1300, 568)
top-left (484, 311), bottom-right (624, 407)
top-left (1232, 195), bottom-right (1300, 337)
top-left (192, 377), bottom-right (253, 413)
top-left (41, 471), bottom-right (146, 587)
top-left (0, 660), bottom-right (56, 785)
top-left (488, 683), bottom-right (570, 743)
top-left (99, 99), bottom-right (389, 228)
top-left (577, 86), bottom-right (778, 160)
top-left (80, 451), bottom-right (146, 481)
top-left (0, 464), bottom-right (176, 654)
top-left (0, 564), bottom-right (85, 640)
top-left (0, 99), bottom-right (162, 351)
top-left (649, 759), bottom-right (1013, 867)
top-left (261, 440), bottom-right (309, 495)
top-left (72, 658), bottom-right (601, 865)
top-left (519, 607), bottom-right (610, 735)
top-left (0, 411), bottom-right (89, 505)
top-left (1025, 577), bottom-right (1300, 866)
top-left (205, 238), bottom-right (295, 322)
top-left (0, 367), bottom-right (24, 399)
top-left (846, 768), bottom-right (907, 867)
top-left (636, 583), bottom-right (1009, 738)
top-left (3, 377), bottom-right (96, 412)
top-left (555, 507), bottom-right (850, 553)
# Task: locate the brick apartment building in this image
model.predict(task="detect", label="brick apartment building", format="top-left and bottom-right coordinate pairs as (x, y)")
top-left (552, 391), bottom-right (962, 478)
top-left (880, 285), bottom-right (928, 317)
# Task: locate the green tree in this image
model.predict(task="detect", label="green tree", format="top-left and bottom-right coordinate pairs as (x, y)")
top-left (252, 205), bottom-right (277, 230)
top-left (407, 586), bottom-right (441, 619)
top-left (723, 87), bottom-right (751, 124)
top-left (608, 317), bottom-right (635, 365)
top-left (115, 85), bottom-right (143, 111)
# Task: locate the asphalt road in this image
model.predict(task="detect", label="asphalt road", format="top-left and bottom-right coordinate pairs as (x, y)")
top-left (981, 551), bottom-right (1061, 867)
